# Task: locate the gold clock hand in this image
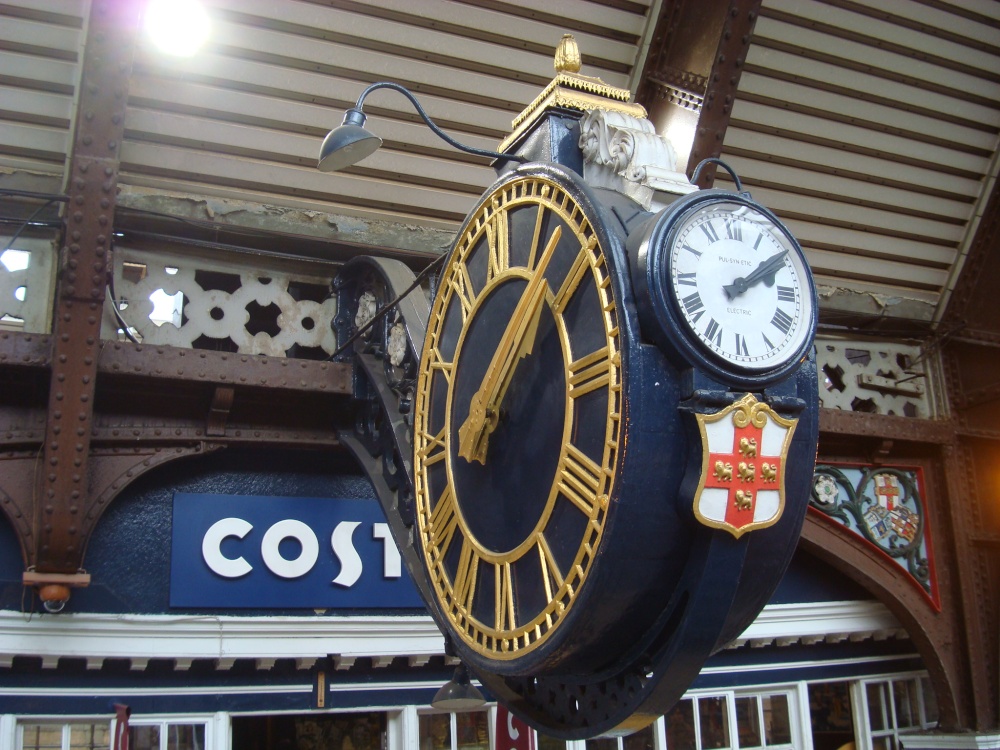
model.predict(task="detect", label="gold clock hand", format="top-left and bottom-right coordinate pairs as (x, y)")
top-left (458, 225), bottom-right (563, 464)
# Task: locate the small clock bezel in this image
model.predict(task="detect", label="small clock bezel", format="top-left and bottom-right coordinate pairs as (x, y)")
top-left (629, 188), bottom-right (818, 389)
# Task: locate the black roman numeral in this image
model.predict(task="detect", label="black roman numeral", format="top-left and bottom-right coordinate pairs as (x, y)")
top-left (726, 221), bottom-right (742, 242)
top-left (700, 222), bottom-right (720, 243)
top-left (682, 243), bottom-right (702, 258)
top-left (682, 291), bottom-right (705, 323)
top-left (677, 272), bottom-right (697, 286)
top-left (705, 318), bottom-right (722, 346)
top-left (734, 332), bottom-right (749, 357)
top-left (777, 285), bottom-right (795, 302)
top-left (771, 308), bottom-right (794, 335)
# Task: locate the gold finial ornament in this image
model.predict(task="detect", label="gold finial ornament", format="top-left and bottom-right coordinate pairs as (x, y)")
top-left (554, 34), bottom-right (582, 74)
top-left (498, 34), bottom-right (646, 153)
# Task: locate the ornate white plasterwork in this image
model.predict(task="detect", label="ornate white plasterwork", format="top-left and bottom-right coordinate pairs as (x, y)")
top-left (579, 109), bottom-right (696, 211)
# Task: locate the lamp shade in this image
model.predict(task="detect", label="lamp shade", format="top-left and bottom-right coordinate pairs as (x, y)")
top-left (318, 108), bottom-right (383, 172)
top-left (430, 665), bottom-right (485, 710)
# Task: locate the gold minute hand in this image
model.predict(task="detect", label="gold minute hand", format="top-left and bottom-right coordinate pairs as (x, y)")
top-left (457, 225), bottom-right (563, 464)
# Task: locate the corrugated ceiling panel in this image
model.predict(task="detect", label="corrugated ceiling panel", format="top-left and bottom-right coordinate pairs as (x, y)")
top-left (0, 1), bottom-right (86, 177)
top-left (120, 0), bottom-right (652, 229)
top-left (723, 0), bottom-right (1000, 312)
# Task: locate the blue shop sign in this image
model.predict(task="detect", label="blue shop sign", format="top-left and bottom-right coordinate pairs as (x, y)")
top-left (170, 493), bottom-right (423, 609)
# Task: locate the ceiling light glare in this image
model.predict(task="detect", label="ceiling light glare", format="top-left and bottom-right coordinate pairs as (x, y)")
top-left (145, 0), bottom-right (211, 57)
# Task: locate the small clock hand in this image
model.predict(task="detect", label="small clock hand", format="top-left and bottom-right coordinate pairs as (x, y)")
top-left (723, 248), bottom-right (788, 299)
top-left (458, 226), bottom-right (562, 464)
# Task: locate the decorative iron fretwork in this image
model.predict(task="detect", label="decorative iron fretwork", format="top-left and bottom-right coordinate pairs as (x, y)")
top-left (103, 246), bottom-right (338, 358)
top-left (816, 339), bottom-right (935, 418)
top-left (0, 236), bottom-right (57, 334)
top-left (811, 464), bottom-right (938, 609)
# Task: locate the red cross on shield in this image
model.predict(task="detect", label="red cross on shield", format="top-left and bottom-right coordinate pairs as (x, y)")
top-left (693, 393), bottom-right (797, 538)
top-left (874, 473), bottom-right (901, 511)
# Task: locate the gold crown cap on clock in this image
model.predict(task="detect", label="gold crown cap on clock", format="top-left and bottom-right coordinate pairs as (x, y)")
top-left (497, 34), bottom-right (647, 153)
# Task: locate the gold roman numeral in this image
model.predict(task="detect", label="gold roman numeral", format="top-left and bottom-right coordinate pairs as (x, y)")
top-left (452, 540), bottom-right (479, 614)
top-left (417, 427), bottom-right (447, 466)
top-left (427, 486), bottom-right (458, 558)
top-left (426, 346), bottom-right (452, 384)
top-left (449, 263), bottom-right (476, 323)
top-left (557, 444), bottom-right (604, 517)
top-left (526, 204), bottom-right (547, 271)
top-left (486, 209), bottom-right (509, 283)
top-left (536, 533), bottom-right (564, 605)
top-left (495, 562), bottom-right (515, 632)
top-left (568, 346), bottom-right (614, 399)
top-left (552, 244), bottom-right (592, 314)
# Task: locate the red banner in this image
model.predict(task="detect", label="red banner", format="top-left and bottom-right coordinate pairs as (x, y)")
top-left (112, 704), bottom-right (130, 750)
top-left (495, 706), bottom-right (534, 750)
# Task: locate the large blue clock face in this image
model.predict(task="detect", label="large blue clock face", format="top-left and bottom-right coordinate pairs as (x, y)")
top-left (413, 171), bottom-right (622, 666)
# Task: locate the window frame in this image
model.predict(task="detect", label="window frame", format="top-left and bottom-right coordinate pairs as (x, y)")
top-left (15, 715), bottom-right (217, 750)
top-left (415, 705), bottom-right (494, 750)
top-left (663, 685), bottom-right (803, 749)
top-left (17, 720), bottom-right (112, 750)
top-left (856, 674), bottom-right (938, 750)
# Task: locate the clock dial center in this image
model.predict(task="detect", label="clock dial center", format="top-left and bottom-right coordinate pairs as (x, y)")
top-left (449, 275), bottom-right (568, 556)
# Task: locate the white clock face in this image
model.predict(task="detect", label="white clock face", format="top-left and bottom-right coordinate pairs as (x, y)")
top-left (668, 200), bottom-right (813, 371)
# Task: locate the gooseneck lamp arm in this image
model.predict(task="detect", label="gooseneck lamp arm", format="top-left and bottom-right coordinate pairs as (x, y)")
top-left (318, 81), bottom-right (526, 172)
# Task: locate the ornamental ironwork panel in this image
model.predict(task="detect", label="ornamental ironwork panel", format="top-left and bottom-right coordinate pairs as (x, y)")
top-left (101, 246), bottom-right (337, 358)
top-left (0, 237), bottom-right (57, 334)
top-left (811, 464), bottom-right (939, 609)
top-left (815, 339), bottom-right (936, 419)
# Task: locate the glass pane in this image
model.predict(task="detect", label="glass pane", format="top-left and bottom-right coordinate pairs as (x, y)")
top-left (867, 683), bottom-right (887, 731)
top-left (735, 697), bottom-right (761, 748)
top-left (762, 694), bottom-right (791, 745)
top-left (921, 677), bottom-right (939, 725)
top-left (872, 737), bottom-right (895, 750)
top-left (168, 725), bottom-right (205, 750)
top-left (70, 725), bottom-right (109, 750)
top-left (537, 733), bottom-right (565, 750)
top-left (130, 727), bottom-right (159, 750)
top-left (22, 725), bottom-right (63, 750)
top-left (419, 715), bottom-right (452, 750)
top-left (698, 696), bottom-right (730, 750)
top-left (808, 682), bottom-right (855, 750)
top-left (585, 739), bottom-right (617, 750)
top-left (666, 700), bottom-right (696, 750)
top-left (339, 714), bottom-right (386, 750)
top-left (456, 712), bottom-right (489, 750)
top-left (622, 723), bottom-right (654, 750)
top-left (893, 679), bottom-right (919, 729)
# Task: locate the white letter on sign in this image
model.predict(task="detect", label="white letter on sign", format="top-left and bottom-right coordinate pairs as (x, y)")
top-left (331, 521), bottom-right (363, 587)
top-left (373, 523), bottom-right (401, 578)
top-left (261, 519), bottom-right (319, 579)
top-left (507, 712), bottom-right (519, 741)
top-left (202, 517), bottom-right (253, 578)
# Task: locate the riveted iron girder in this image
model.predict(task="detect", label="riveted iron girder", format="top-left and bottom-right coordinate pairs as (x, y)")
top-left (34, 0), bottom-right (141, 574)
top-left (688, 1), bottom-right (763, 185)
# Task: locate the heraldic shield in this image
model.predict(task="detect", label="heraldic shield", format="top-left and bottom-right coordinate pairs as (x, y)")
top-left (694, 393), bottom-right (798, 538)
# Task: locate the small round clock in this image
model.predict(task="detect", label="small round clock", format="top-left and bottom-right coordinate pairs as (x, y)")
top-left (413, 163), bottom-right (669, 677)
top-left (629, 188), bottom-right (816, 386)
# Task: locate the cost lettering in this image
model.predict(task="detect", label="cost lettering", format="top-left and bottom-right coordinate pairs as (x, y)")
top-left (200, 517), bottom-right (402, 585)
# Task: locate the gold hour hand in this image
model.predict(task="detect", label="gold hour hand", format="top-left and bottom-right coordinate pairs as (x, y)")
top-left (458, 226), bottom-right (562, 464)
